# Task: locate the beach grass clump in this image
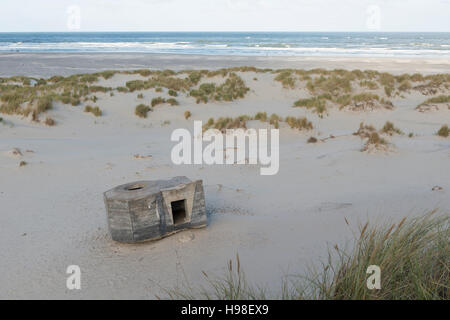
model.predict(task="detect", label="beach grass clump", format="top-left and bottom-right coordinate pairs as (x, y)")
top-left (203, 116), bottom-right (250, 133)
top-left (166, 98), bottom-right (179, 106)
top-left (151, 97), bottom-right (166, 107)
top-left (147, 74), bottom-right (192, 92)
top-left (190, 83), bottom-right (215, 103)
top-left (190, 83), bottom-right (214, 103)
top-left (307, 136), bottom-right (318, 143)
top-left (436, 125), bottom-right (449, 138)
top-left (254, 112), bottom-right (268, 122)
top-left (58, 92), bottom-right (81, 106)
top-left (381, 121), bottom-right (403, 136)
top-left (187, 71), bottom-right (203, 85)
top-left (100, 70), bottom-right (117, 80)
top-left (269, 114), bottom-right (282, 129)
top-left (184, 111), bottom-right (191, 120)
top-left (126, 80), bottom-right (147, 92)
top-left (384, 86), bottom-right (393, 97)
top-left (251, 112), bottom-right (282, 129)
top-left (88, 86), bottom-right (111, 94)
top-left (360, 80), bottom-right (379, 90)
top-left (215, 73), bottom-right (250, 101)
top-left (353, 122), bottom-right (377, 139)
top-left (190, 74), bottom-right (249, 104)
top-left (315, 211), bottom-right (449, 300)
top-left (79, 74), bottom-right (99, 84)
top-left (398, 80), bottom-right (412, 92)
top-left (136, 69), bottom-right (152, 77)
top-left (165, 212), bottom-right (449, 300)
top-left (308, 74), bottom-right (353, 97)
top-left (274, 70), bottom-right (296, 89)
top-left (164, 254), bottom-right (266, 300)
top-left (293, 97), bottom-right (327, 114)
top-left (357, 125), bottom-right (388, 151)
top-left (419, 95), bottom-right (450, 106)
top-left (44, 117), bottom-right (55, 126)
top-left (352, 93), bottom-right (380, 103)
top-left (135, 104), bottom-right (151, 118)
top-left (410, 73), bottom-right (425, 82)
top-left (340, 93), bottom-right (393, 111)
top-left (116, 86), bottom-right (129, 93)
top-left (168, 89), bottom-right (178, 97)
top-left (285, 116), bottom-right (313, 131)
top-left (335, 94), bottom-right (352, 108)
top-left (366, 132), bottom-right (387, 146)
top-left (84, 105), bottom-right (102, 117)
top-left (36, 95), bottom-right (53, 113)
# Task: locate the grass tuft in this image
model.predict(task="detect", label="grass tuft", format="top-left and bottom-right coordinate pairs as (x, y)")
top-left (381, 121), bottom-right (403, 136)
top-left (151, 97), bottom-right (166, 107)
top-left (84, 105), bottom-right (102, 117)
top-left (135, 104), bottom-right (151, 118)
top-left (44, 117), bottom-right (56, 126)
top-left (285, 116), bottom-right (313, 131)
top-left (437, 124), bottom-right (449, 137)
top-left (165, 212), bottom-right (449, 300)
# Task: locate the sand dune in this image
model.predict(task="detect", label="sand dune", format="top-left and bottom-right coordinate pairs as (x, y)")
top-left (0, 56), bottom-right (449, 299)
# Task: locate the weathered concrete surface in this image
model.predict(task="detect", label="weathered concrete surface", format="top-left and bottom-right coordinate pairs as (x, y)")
top-left (103, 177), bottom-right (207, 243)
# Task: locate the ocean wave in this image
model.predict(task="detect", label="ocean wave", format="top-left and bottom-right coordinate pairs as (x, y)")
top-left (1, 41), bottom-right (449, 57)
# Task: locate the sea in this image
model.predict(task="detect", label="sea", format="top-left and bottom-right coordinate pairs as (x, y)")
top-left (0, 32), bottom-right (449, 57)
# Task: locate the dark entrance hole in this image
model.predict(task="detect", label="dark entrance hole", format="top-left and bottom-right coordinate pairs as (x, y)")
top-left (171, 199), bottom-right (187, 225)
top-left (127, 184), bottom-right (144, 191)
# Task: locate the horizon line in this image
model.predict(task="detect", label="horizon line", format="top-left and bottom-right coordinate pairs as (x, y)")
top-left (1, 30), bottom-right (449, 33)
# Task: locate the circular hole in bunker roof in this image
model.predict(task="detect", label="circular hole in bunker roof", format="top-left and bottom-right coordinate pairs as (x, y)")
top-left (126, 184), bottom-right (145, 191)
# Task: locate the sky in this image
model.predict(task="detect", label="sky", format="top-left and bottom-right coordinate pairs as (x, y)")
top-left (0, 0), bottom-right (449, 32)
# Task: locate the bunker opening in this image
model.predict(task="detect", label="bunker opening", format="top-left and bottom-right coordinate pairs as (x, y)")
top-left (171, 199), bottom-right (187, 225)
top-left (127, 184), bottom-right (144, 191)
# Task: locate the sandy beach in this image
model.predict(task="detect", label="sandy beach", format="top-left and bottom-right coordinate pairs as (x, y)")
top-left (2, 53), bottom-right (450, 77)
top-left (0, 54), bottom-right (449, 299)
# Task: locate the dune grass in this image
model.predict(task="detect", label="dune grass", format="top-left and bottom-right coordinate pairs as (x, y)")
top-left (418, 95), bottom-right (450, 107)
top-left (275, 70), bottom-right (296, 89)
top-left (353, 122), bottom-right (388, 151)
top-left (202, 113), bottom-right (290, 132)
top-left (1, 68), bottom-right (448, 125)
top-left (381, 121), bottom-right (403, 136)
top-left (135, 104), bottom-right (151, 118)
top-left (285, 116), bottom-right (313, 131)
top-left (190, 73), bottom-right (250, 104)
top-left (44, 117), bottom-right (55, 126)
top-left (437, 124), bottom-right (449, 138)
top-left (307, 136), bottom-right (318, 143)
top-left (166, 98), bottom-right (179, 106)
top-left (254, 112), bottom-right (268, 122)
top-left (165, 211), bottom-right (449, 300)
top-left (203, 116), bottom-right (250, 133)
top-left (151, 97), bottom-right (166, 107)
top-left (293, 97), bottom-right (327, 115)
top-left (36, 95), bottom-right (53, 113)
top-left (84, 105), bottom-right (102, 117)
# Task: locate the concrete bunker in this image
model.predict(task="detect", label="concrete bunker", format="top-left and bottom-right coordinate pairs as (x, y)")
top-left (103, 176), bottom-right (207, 243)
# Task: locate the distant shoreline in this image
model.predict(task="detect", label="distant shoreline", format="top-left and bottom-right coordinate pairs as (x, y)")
top-left (1, 52), bottom-right (449, 77)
